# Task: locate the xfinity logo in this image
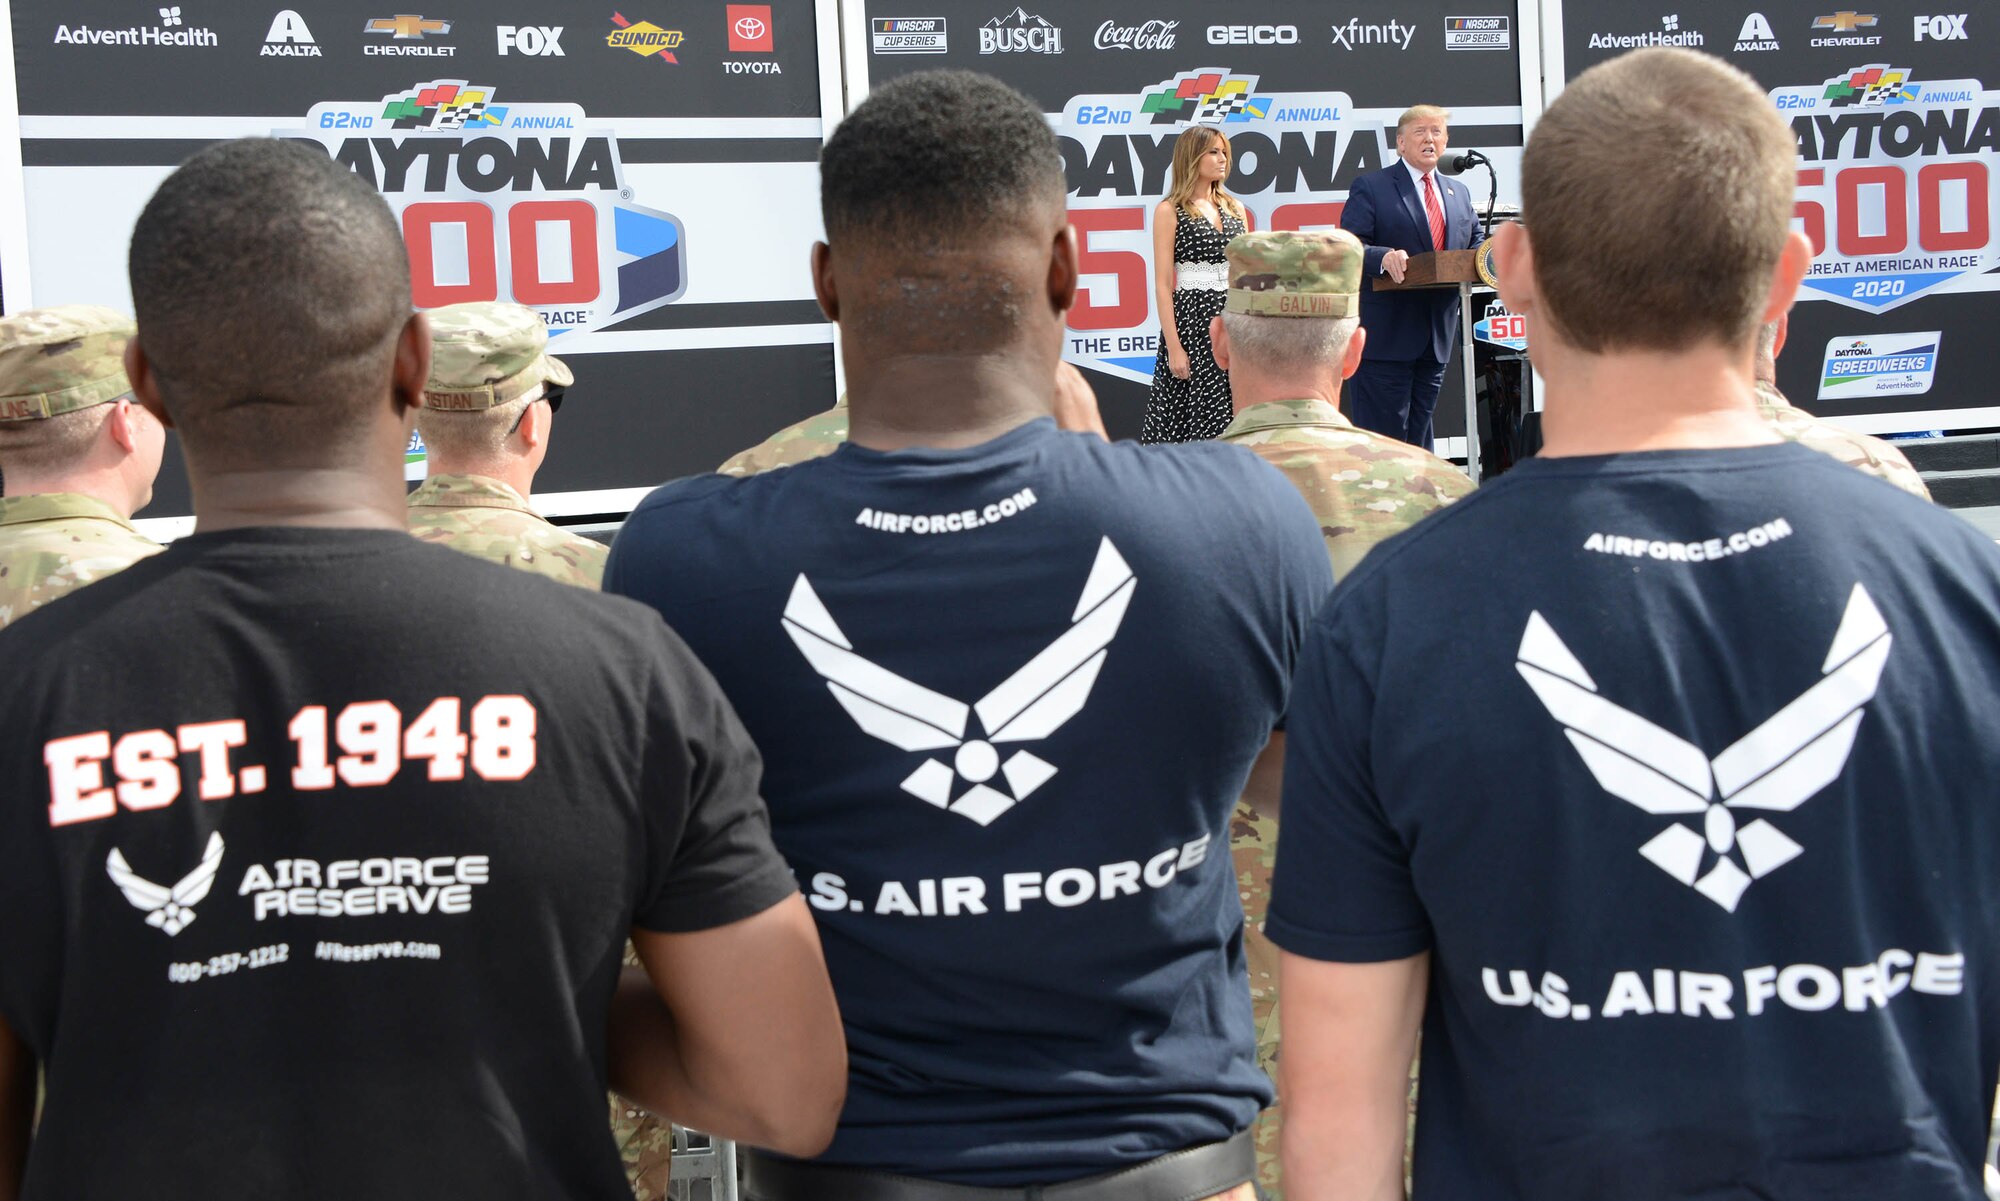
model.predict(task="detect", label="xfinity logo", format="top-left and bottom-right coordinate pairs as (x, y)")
top-left (1330, 18), bottom-right (1416, 50)
top-left (1734, 11), bottom-right (1781, 50)
top-left (1518, 583), bottom-right (1892, 912)
top-left (497, 24), bottom-right (564, 55)
top-left (784, 538), bottom-right (1136, 827)
top-left (1914, 13), bottom-right (1968, 40)
top-left (108, 833), bottom-right (224, 936)
top-left (1209, 24), bottom-right (1298, 45)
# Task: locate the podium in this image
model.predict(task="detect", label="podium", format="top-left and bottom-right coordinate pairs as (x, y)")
top-left (1368, 249), bottom-right (1495, 483)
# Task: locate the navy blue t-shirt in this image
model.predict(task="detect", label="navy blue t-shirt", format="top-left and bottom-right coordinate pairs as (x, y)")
top-left (608, 418), bottom-right (1331, 1184)
top-left (1269, 442), bottom-right (2000, 1200)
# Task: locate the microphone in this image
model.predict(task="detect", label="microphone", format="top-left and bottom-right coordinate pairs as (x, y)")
top-left (1438, 150), bottom-right (1489, 176)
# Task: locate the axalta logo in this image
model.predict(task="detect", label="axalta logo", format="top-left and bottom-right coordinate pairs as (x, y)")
top-left (1329, 18), bottom-right (1415, 50)
top-left (1778, 67), bottom-right (1998, 311)
top-left (871, 16), bottom-right (946, 53)
top-left (985, 9), bottom-right (1064, 54)
top-left (497, 24), bottom-right (564, 55)
top-left (263, 10), bottom-right (320, 56)
top-left (1094, 19), bottom-right (1177, 50)
top-left (1818, 331), bottom-right (1941, 399)
top-left (1446, 15), bottom-right (1511, 50)
top-left (1588, 13), bottom-right (1704, 50)
top-left (1734, 12), bottom-right (1781, 50)
top-left (784, 537), bottom-right (1133, 827)
top-left (1520, 584), bottom-right (1892, 912)
top-left (1914, 13), bottom-right (1969, 40)
top-left (607, 11), bottom-right (682, 62)
top-left (54, 6), bottom-right (218, 47)
top-left (1812, 10), bottom-right (1882, 46)
top-left (283, 80), bottom-right (687, 335)
top-left (366, 13), bottom-right (453, 56)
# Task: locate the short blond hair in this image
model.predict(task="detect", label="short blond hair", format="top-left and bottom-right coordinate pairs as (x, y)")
top-left (415, 385), bottom-right (541, 463)
top-left (1397, 104), bottom-right (1451, 133)
top-left (1522, 48), bottom-right (1794, 353)
top-left (0, 404), bottom-right (110, 476)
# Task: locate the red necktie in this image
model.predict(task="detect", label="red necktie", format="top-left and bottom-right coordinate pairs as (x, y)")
top-left (1422, 172), bottom-right (1447, 251)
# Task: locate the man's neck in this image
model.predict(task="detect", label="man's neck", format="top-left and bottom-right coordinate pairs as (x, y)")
top-left (845, 353), bottom-right (1053, 452)
top-left (1538, 341), bottom-right (1784, 457)
top-left (188, 465), bottom-right (411, 533)
top-left (427, 457), bottom-right (534, 502)
top-left (1230, 371), bottom-right (1338, 414)
top-left (0, 470), bottom-right (135, 518)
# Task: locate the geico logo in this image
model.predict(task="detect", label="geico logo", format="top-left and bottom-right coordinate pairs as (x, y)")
top-left (497, 24), bottom-right (564, 54)
top-left (1914, 13), bottom-right (1968, 39)
top-left (1208, 23), bottom-right (1298, 44)
top-left (327, 135), bottom-right (617, 192)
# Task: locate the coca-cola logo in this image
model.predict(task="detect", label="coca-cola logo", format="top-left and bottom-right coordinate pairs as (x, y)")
top-left (1094, 18), bottom-right (1177, 49)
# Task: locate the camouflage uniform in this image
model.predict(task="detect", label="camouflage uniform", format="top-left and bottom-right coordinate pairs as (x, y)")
top-left (410, 302), bottom-right (606, 589)
top-left (1755, 381), bottom-right (1931, 500)
top-left (1216, 231), bottom-right (1473, 1198)
top-left (716, 396), bottom-right (847, 476)
top-left (0, 306), bottom-right (162, 630)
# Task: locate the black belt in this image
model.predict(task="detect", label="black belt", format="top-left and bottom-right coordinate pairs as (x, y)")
top-left (743, 1131), bottom-right (1253, 1201)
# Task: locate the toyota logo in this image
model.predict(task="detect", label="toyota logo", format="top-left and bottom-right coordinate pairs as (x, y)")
top-left (734, 15), bottom-right (766, 39)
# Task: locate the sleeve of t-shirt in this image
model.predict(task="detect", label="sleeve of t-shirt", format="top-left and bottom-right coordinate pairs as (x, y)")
top-left (632, 625), bottom-right (799, 934)
top-left (1265, 605), bottom-right (1433, 962)
top-left (0, 702), bottom-right (64, 1053)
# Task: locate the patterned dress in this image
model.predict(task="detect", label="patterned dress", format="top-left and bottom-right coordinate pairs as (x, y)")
top-left (1142, 204), bottom-right (1245, 443)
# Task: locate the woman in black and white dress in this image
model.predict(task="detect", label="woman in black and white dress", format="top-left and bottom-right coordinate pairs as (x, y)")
top-left (1141, 125), bottom-right (1246, 443)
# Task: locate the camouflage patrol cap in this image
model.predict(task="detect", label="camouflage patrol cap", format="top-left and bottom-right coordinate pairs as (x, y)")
top-left (0, 305), bottom-right (136, 422)
top-left (423, 301), bottom-right (574, 411)
top-left (1224, 230), bottom-right (1364, 319)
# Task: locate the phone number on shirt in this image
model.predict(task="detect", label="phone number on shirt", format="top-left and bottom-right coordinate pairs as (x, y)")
top-left (168, 942), bottom-right (290, 984)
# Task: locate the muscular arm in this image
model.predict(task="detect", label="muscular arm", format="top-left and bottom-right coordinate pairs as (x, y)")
top-left (609, 896), bottom-right (847, 1157)
top-left (0, 1012), bottom-right (31, 1201)
top-left (1152, 202), bottom-right (1183, 355)
top-left (1280, 951), bottom-right (1428, 1201)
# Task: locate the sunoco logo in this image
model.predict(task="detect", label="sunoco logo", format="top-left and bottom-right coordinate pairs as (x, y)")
top-left (282, 79), bottom-right (687, 335)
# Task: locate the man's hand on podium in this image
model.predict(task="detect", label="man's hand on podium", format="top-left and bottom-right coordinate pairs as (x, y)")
top-left (1382, 249), bottom-right (1410, 284)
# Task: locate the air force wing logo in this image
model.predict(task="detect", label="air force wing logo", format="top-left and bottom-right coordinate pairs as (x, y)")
top-left (1518, 585), bottom-right (1891, 911)
top-left (783, 538), bottom-right (1136, 826)
top-left (106, 833), bottom-right (225, 936)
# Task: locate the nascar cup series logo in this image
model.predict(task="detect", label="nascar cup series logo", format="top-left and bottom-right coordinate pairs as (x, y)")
top-left (280, 80), bottom-right (687, 335)
top-left (1057, 69), bottom-right (1385, 381)
top-left (1772, 66), bottom-right (1999, 313)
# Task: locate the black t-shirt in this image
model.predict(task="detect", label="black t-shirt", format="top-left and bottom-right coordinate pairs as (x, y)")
top-left (606, 419), bottom-right (1333, 1184)
top-left (0, 527), bottom-right (796, 1201)
top-left (1269, 443), bottom-right (2000, 1200)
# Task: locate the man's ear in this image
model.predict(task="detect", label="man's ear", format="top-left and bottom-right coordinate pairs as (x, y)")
top-left (515, 391), bottom-right (551, 453)
top-left (1340, 325), bottom-right (1368, 381)
top-left (1048, 223), bottom-right (1079, 315)
top-left (1759, 230), bottom-right (1812, 330)
top-left (1490, 221), bottom-right (1534, 318)
top-left (1209, 314), bottom-right (1230, 371)
top-left (392, 311), bottom-right (431, 416)
top-left (123, 338), bottom-right (173, 429)
top-left (810, 241), bottom-right (840, 324)
top-left (103, 399), bottom-right (141, 453)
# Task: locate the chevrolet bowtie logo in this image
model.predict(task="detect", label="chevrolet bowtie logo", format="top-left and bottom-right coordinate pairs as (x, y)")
top-left (1812, 11), bottom-right (1878, 31)
top-left (367, 14), bottom-right (451, 39)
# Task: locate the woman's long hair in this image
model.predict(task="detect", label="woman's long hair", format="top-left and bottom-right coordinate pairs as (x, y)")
top-left (1163, 125), bottom-right (1246, 225)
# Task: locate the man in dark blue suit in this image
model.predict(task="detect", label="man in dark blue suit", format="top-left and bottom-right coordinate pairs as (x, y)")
top-left (1339, 105), bottom-right (1482, 450)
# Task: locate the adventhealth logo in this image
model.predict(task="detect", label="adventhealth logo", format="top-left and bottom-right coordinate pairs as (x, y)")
top-left (1518, 584), bottom-right (1892, 911)
top-left (54, 7), bottom-right (218, 46)
top-left (783, 538), bottom-right (1136, 826)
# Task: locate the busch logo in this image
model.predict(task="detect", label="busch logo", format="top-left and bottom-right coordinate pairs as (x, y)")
top-left (981, 8), bottom-right (1062, 53)
top-left (282, 80), bottom-right (687, 335)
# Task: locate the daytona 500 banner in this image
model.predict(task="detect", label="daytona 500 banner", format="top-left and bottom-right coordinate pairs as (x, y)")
top-left (2, 0), bottom-right (840, 518)
top-left (858, 0), bottom-right (1531, 446)
top-left (1561, 0), bottom-right (1998, 432)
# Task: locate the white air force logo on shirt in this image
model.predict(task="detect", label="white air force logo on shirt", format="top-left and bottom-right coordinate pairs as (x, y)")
top-left (106, 833), bottom-right (224, 936)
top-left (1518, 584), bottom-right (1891, 911)
top-left (784, 537), bottom-right (1135, 825)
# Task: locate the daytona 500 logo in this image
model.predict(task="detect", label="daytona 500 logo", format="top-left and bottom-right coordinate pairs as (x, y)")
top-left (281, 80), bottom-right (686, 333)
top-left (1774, 66), bottom-right (1998, 314)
